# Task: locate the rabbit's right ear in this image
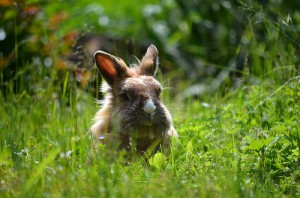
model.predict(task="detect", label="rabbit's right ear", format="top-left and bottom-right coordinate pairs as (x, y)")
top-left (94, 51), bottom-right (128, 86)
top-left (140, 44), bottom-right (159, 76)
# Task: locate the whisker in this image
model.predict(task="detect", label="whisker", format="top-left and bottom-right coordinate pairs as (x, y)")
top-left (124, 123), bottom-right (132, 129)
top-left (162, 87), bottom-right (174, 90)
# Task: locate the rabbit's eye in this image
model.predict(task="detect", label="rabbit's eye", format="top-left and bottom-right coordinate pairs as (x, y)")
top-left (120, 92), bottom-right (131, 101)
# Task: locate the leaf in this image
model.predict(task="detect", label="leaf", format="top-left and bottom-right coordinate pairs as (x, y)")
top-left (246, 137), bottom-right (275, 151)
top-left (149, 152), bottom-right (167, 170)
top-left (186, 141), bottom-right (193, 155)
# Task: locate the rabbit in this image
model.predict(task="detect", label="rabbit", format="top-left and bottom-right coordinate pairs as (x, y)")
top-left (90, 44), bottom-right (178, 154)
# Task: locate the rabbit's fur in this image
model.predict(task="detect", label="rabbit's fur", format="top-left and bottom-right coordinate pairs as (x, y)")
top-left (91, 44), bottom-right (178, 153)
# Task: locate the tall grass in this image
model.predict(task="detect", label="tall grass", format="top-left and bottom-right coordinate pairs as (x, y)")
top-left (1, 63), bottom-right (299, 197)
top-left (1, 1), bottom-right (300, 197)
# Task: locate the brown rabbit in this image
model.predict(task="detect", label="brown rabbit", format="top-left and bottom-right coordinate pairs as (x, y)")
top-left (91, 44), bottom-right (178, 153)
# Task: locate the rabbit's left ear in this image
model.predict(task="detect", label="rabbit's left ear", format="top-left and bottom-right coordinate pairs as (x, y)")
top-left (94, 51), bottom-right (128, 86)
top-left (140, 44), bottom-right (159, 76)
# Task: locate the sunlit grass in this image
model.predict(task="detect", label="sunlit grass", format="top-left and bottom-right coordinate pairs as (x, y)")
top-left (1, 1), bottom-right (300, 196)
top-left (1, 70), bottom-right (299, 197)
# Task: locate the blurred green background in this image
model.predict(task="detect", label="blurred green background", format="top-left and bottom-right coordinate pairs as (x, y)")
top-left (1, 0), bottom-right (299, 98)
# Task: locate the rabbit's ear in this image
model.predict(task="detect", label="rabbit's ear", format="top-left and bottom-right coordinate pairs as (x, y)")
top-left (140, 44), bottom-right (159, 76)
top-left (94, 51), bottom-right (128, 85)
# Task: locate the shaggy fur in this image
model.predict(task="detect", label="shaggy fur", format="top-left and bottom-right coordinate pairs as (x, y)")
top-left (91, 44), bottom-right (177, 153)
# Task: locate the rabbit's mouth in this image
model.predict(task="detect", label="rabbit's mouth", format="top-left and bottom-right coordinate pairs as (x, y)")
top-left (144, 118), bottom-right (153, 126)
top-left (144, 112), bottom-right (156, 126)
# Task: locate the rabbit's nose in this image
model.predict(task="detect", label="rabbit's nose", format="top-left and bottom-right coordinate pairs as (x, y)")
top-left (143, 99), bottom-right (156, 114)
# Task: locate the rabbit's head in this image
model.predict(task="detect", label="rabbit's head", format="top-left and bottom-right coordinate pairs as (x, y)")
top-left (93, 44), bottom-right (177, 152)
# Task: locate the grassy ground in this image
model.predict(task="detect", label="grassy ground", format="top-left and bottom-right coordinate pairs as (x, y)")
top-left (0, 72), bottom-right (299, 197)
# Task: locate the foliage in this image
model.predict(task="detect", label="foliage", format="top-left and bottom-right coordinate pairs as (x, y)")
top-left (1, 0), bottom-right (300, 96)
top-left (0, 0), bottom-right (300, 197)
top-left (1, 73), bottom-right (300, 197)
top-left (0, 0), bottom-right (158, 95)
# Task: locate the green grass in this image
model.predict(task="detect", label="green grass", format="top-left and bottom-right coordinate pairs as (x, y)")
top-left (1, 1), bottom-right (300, 196)
top-left (1, 71), bottom-right (299, 197)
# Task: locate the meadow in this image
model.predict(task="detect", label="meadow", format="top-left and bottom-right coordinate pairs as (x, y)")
top-left (1, 0), bottom-right (300, 197)
top-left (1, 69), bottom-right (299, 197)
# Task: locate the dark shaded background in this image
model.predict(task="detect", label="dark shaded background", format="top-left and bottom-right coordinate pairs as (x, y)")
top-left (1, 0), bottom-right (299, 99)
